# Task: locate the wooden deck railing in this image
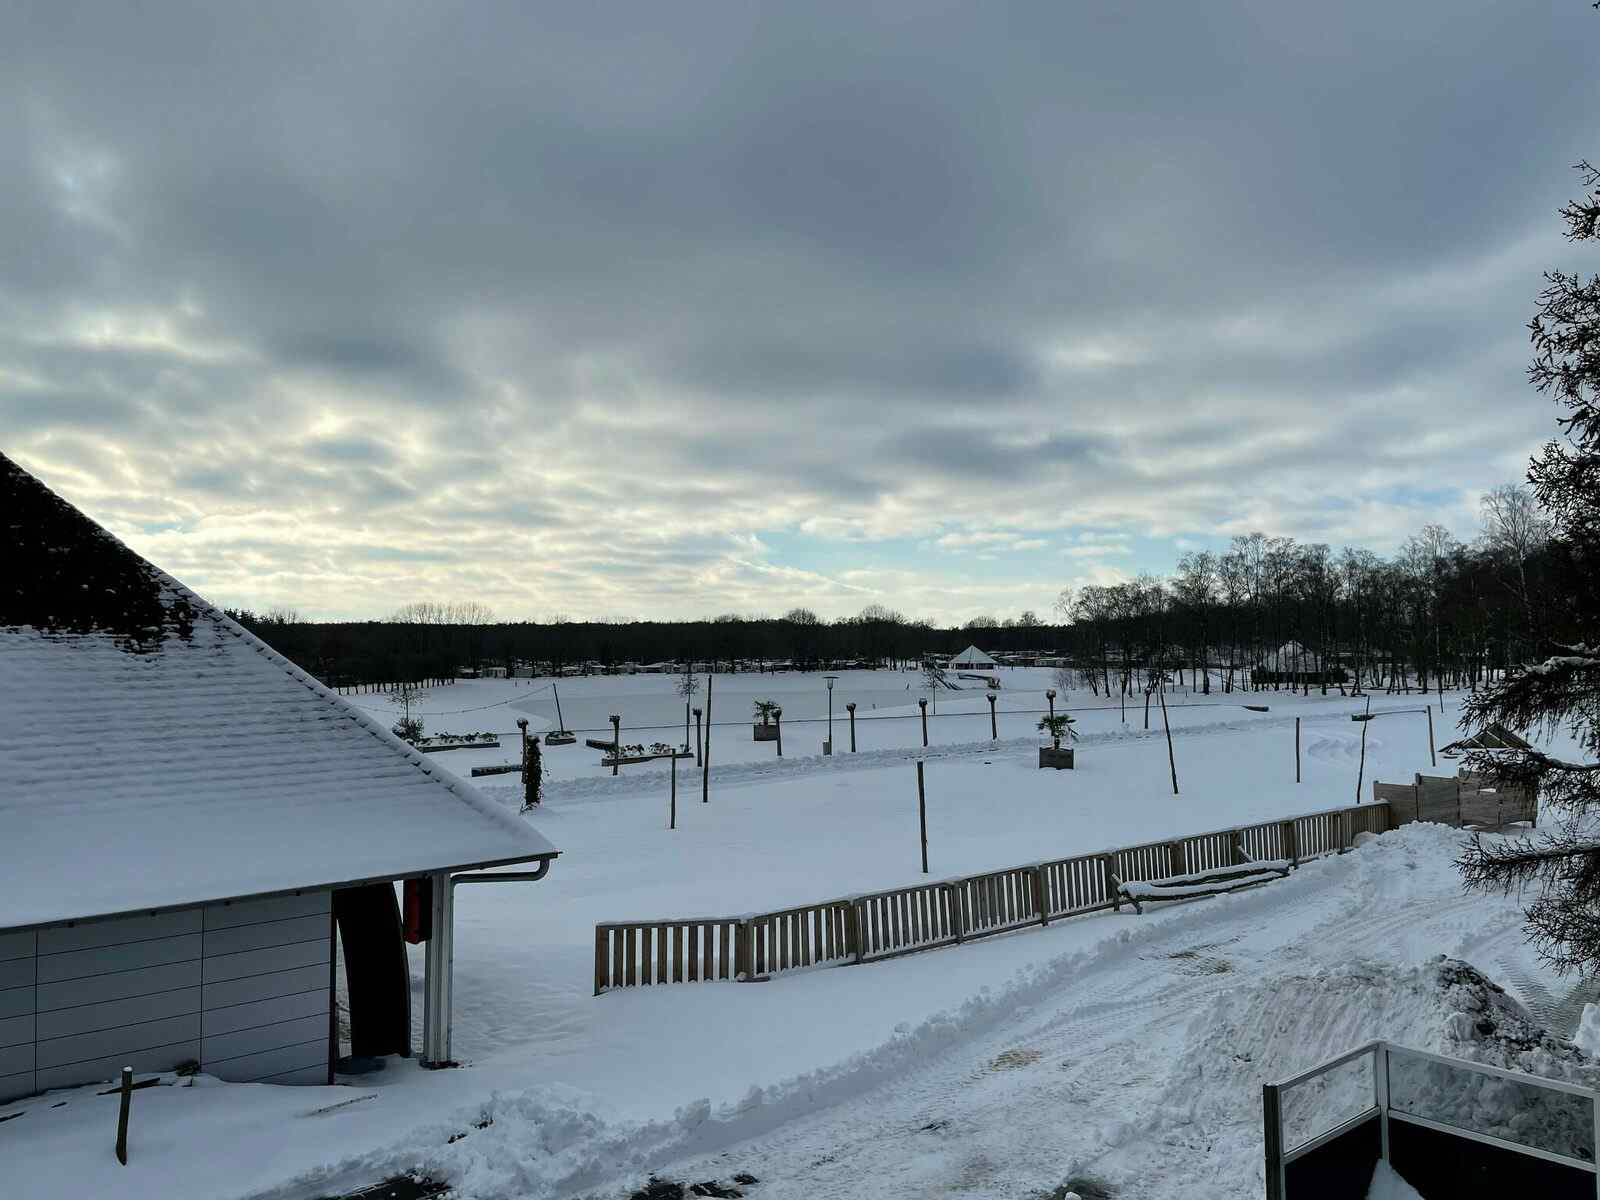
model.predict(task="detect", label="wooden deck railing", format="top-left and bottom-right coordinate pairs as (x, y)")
top-left (594, 799), bottom-right (1412, 994)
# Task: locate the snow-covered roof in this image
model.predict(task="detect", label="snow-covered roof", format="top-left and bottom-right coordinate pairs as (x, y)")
top-left (951, 644), bottom-right (996, 665)
top-left (1261, 640), bottom-right (1325, 671)
top-left (1, 454), bottom-right (556, 930)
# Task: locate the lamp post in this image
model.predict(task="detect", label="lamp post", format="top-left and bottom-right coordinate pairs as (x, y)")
top-left (918, 697), bottom-right (928, 747)
top-left (609, 714), bottom-right (621, 776)
top-left (773, 706), bottom-right (783, 757)
top-left (825, 674), bottom-right (838, 756)
top-left (847, 702), bottom-right (857, 752)
top-left (693, 707), bottom-right (702, 766)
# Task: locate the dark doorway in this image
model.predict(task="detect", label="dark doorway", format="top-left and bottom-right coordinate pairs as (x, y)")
top-left (333, 884), bottom-right (412, 1059)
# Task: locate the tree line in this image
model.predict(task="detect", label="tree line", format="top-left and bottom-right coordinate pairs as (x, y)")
top-left (1058, 487), bottom-right (1570, 698)
top-left (227, 482), bottom-right (1576, 695)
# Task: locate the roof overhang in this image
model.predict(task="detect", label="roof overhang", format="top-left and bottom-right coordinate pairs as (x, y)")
top-left (1, 848), bottom-right (559, 937)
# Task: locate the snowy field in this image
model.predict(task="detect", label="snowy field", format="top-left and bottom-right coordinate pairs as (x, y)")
top-left (4, 673), bottom-right (1583, 1200)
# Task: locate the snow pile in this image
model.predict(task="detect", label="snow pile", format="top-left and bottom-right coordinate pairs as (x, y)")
top-left (1366, 1161), bottom-right (1423, 1200)
top-left (1388, 958), bottom-right (1600, 1161)
top-left (1095, 952), bottom-right (1600, 1193)
top-left (1577, 1002), bottom-right (1600, 1058)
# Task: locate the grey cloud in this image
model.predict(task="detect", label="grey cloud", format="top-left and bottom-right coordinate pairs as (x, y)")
top-left (2, 1), bottom-right (1594, 619)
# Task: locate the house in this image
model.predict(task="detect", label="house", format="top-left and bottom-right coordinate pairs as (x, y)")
top-left (1252, 640), bottom-right (1346, 686)
top-left (951, 644), bottom-right (997, 671)
top-left (0, 454), bottom-right (557, 1102)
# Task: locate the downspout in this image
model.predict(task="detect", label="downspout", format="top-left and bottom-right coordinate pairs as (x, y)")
top-left (421, 859), bottom-right (555, 1067)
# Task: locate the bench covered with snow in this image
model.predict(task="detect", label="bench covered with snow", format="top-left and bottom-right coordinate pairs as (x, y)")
top-left (1114, 858), bottom-right (1292, 913)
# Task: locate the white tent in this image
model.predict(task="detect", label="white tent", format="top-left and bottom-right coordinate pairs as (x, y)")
top-left (951, 644), bottom-right (997, 670)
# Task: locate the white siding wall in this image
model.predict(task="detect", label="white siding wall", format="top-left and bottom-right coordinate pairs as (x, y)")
top-left (0, 891), bottom-right (331, 1103)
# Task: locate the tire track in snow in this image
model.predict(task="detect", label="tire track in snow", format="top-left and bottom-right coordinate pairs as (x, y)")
top-left (612, 832), bottom-right (1541, 1200)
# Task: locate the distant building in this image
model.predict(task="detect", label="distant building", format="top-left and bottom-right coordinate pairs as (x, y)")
top-left (0, 455), bottom-right (557, 1102)
top-left (1252, 640), bottom-right (1346, 685)
top-left (951, 644), bottom-right (998, 671)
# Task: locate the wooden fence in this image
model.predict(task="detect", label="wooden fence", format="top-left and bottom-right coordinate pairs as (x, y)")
top-left (1372, 770), bottom-right (1537, 831)
top-left (594, 800), bottom-right (1395, 994)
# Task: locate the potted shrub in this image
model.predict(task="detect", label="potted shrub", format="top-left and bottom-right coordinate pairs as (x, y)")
top-left (752, 698), bottom-right (780, 741)
top-left (1038, 713), bottom-right (1077, 769)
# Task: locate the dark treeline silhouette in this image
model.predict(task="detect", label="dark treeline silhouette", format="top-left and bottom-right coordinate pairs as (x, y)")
top-left (229, 485), bottom-right (1577, 698)
top-left (1061, 508), bottom-right (1572, 699)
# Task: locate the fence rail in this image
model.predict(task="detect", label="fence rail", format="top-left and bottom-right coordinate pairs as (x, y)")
top-left (594, 799), bottom-right (1404, 994)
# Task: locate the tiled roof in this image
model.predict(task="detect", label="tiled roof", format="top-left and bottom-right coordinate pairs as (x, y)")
top-left (0, 454), bottom-right (555, 930)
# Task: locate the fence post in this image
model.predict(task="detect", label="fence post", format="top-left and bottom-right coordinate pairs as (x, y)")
top-left (848, 899), bottom-right (864, 963)
top-left (1034, 864), bottom-right (1050, 925)
top-left (1105, 853), bottom-right (1121, 912)
top-left (1167, 841), bottom-right (1187, 878)
top-left (735, 918), bottom-right (753, 981)
top-left (1230, 831), bottom-right (1247, 866)
top-left (948, 883), bottom-right (966, 943)
top-left (1263, 1083), bottom-right (1285, 1200)
top-left (1280, 819), bottom-right (1298, 867)
top-left (594, 928), bottom-right (607, 995)
top-left (115, 1065), bottom-right (133, 1165)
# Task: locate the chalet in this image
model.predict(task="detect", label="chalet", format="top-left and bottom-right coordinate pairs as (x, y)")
top-left (0, 454), bottom-right (557, 1102)
top-left (1252, 640), bottom-right (1346, 686)
top-left (951, 644), bottom-right (998, 671)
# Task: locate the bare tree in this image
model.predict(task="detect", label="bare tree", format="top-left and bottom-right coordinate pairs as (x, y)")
top-left (387, 680), bottom-right (429, 742)
top-left (1481, 481), bottom-right (1552, 639)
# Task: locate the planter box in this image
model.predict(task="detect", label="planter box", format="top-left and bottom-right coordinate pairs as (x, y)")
top-left (602, 749), bottom-right (694, 767)
top-left (419, 739), bottom-right (501, 753)
top-left (753, 724), bottom-right (779, 742)
top-left (1039, 746), bottom-right (1075, 770)
top-left (470, 762), bottom-right (521, 777)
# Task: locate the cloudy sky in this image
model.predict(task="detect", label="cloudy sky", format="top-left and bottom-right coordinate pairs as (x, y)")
top-left (4, 3), bottom-right (1596, 623)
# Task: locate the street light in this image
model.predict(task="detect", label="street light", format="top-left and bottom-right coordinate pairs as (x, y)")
top-left (824, 674), bottom-right (838, 756)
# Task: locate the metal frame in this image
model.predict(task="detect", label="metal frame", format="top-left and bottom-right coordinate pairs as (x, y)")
top-left (420, 861), bottom-right (553, 1067)
top-left (1265, 1039), bottom-right (1600, 1198)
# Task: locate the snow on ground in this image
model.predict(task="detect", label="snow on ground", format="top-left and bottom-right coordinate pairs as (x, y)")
top-left (4, 678), bottom-right (1575, 1200)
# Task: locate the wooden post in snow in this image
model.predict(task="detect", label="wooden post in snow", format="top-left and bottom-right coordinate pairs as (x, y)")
top-left (917, 760), bottom-right (929, 874)
top-left (1295, 717), bottom-right (1301, 784)
top-left (1159, 680), bottom-right (1178, 795)
top-left (693, 707), bottom-right (703, 766)
top-left (701, 675), bottom-right (712, 804)
top-left (1355, 695), bottom-right (1371, 805)
top-left (669, 753), bottom-right (676, 830)
top-left (609, 714), bottom-right (621, 776)
top-left (1426, 706), bottom-right (1436, 767)
top-left (115, 1066), bottom-right (133, 1165)
top-left (774, 707), bottom-right (783, 757)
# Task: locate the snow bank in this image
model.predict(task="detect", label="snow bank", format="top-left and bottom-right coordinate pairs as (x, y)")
top-left (1366, 1161), bottom-right (1423, 1200)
